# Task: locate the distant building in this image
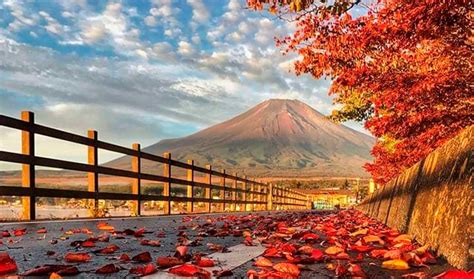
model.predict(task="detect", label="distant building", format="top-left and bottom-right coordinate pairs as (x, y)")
top-left (297, 189), bottom-right (356, 209)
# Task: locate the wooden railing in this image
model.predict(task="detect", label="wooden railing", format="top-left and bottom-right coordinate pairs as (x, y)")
top-left (0, 112), bottom-right (310, 221)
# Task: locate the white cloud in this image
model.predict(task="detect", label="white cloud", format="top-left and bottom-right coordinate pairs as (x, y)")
top-left (39, 11), bottom-right (65, 35)
top-left (81, 22), bottom-right (107, 44)
top-left (149, 0), bottom-right (181, 38)
top-left (144, 16), bottom-right (157, 27)
top-left (78, 2), bottom-right (144, 56)
top-left (187, 0), bottom-right (210, 27)
top-left (4, 0), bottom-right (38, 31)
top-left (177, 41), bottom-right (195, 57)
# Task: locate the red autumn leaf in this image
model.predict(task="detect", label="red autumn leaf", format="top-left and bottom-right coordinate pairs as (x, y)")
top-left (273, 262), bottom-right (300, 277)
top-left (37, 228), bottom-right (47, 234)
top-left (134, 228), bottom-right (146, 237)
top-left (95, 244), bottom-right (120, 254)
top-left (96, 264), bottom-right (119, 274)
top-left (244, 236), bottom-right (254, 246)
top-left (280, 243), bottom-right (297, 254)
top-left (129, 263), bottom-right (157, 276)
top-left (81, 240), bottom-right (96, 248)
top-left (132, 252), bottom-right (152, 263)
top-left (169, 264), bottom-right (211, 279)
top-left (352, 245), bottom-right (373, 252)
top-left (119, 253), bottom-right (130, 262)
top-left (432, 270), bottom-right (474, 279)
top-left (336, 252), bottom-right (350, 260)
top-left (213, 269), bottom-right (233, 277)
top-left (13, 228), bottom-right (26, 237)
top-left (335, 263), bottom-right (348, 277)
top-left (255, 257), bottom-right (273, 267)
top-left (56, 266), bottom-right (80, 276)
top-left (384, 249), bottom-right (402, 260)
top-left (371, 249), bottom-right (389, 258)
top-left (348, 264), bottom-right (366, 277)
top-left (176, 245), bottom-right (188, 257)
top-left (301, 232), bottom-right (319, 241)
top-left (21, 265), bottom-right (78, 276)
top-left (156, 256), bottom-right (183, 268)
top-left (140, 239), bottom-right (161, 247)
top-left (0, 253), bottom-right (17, 275)
top-left (1, 231), bottom-right (10, 237)
top-left (263, 247), bottom-right (281, 258)
top-left (64, 252), bottom-right (91, 263)
top-left (311, 249), bottom-right (324, 261)
top-left (97, 222), bottom-right (114, 231)
top-left (21, 266), bottom-right (53, 276)
top-left (298, 245), bottom-right (314, 255)
top-left (197, 258), bottom-right (215, 267)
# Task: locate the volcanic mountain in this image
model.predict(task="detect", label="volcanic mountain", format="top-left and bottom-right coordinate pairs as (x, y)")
top-left (109, 99), bottom-right (374, 177)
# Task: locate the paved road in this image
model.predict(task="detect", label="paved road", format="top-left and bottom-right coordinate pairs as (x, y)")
top-left (0, 210), bottom-right (455, 278)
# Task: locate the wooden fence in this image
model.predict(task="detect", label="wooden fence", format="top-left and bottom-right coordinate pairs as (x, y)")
top-left (0, 112), bottom-right (310, 221)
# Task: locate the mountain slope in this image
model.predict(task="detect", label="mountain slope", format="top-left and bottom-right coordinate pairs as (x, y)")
top-left (109, 99), bottom-right (374, 177)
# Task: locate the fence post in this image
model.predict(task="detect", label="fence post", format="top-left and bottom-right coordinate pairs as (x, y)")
top-left (243, 176), bottom-right (248, 211)
top-left (187, 160), bottom-right (194, 213)
top-left (163, 152), bottom-right (171, 215)
top-left (205, 165), bottom-right (212, 212)
top-left (220, 169), bottom-right (226, 212)
top-left (87, 130), bottom-right (98, 218)
top-left (131, 143), bottom-right (140, 216)
top-left (231, 172), bottom-right (237, 211)
top-left (256, 183), bottom-right (261, 211)
top-left (249, 180), bottom-right (255, 211)
top-left (267, 184), bottom-right (272, 211)
top-left (21, 111), bottom-right (34, 221)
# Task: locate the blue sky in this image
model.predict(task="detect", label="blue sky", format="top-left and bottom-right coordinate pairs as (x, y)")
top-left (0, 0), bottom-right (367, 165)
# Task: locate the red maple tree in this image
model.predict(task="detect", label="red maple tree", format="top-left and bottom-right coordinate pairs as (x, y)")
top-left (248, 0), bottom-right (473, 183)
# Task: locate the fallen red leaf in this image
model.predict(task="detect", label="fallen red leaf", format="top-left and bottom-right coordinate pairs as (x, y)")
top-left (311, 249), bottom-right (324, 261)
top-left (432, 270), bottom-right (474, 279)
top-left (13, 228), bottom-right (26, 237)
top-left (96, 264), bottom-right (119, 274)
top-left (352, 245), bottom-right (373, 252)
top-left (129, 263), bottom-right (157, 276)
top-left (263, 247), bottom-right (281, 258)
top-left (140, 239), bottom-right (161, 247)
top-left (119, 253), bottom-right (130, 262)
top-left (169, 264), bottom-right (211, 279)
top-left (81, 240), bottom-right (96, 248)
top-left (132, 252), bottom-right (152, 263)
top-left (156, 256), bottom-right (184, 268)
top-left (64, 252), bottom-right (91, 263)
top-left (255, 257), bottom-right (273, 267)
top-left (273, 262), bottom-right (300, 277)
top-left (0, 253), bottom-right (17, 275)
top-left (301, 232), bottom-right (319, 241)
top-left (97, 223), bottom-right (114, 231)
top-left (94, 244), bottom-right (120, 254)
top-left (21, 265), bottom-right (80, 276)
top-left (371, 249), bottom-right (389, 258)
top-left (197, 258), bottom-right (215, 267)
top-left (134, 228), bottom-right (146, 237)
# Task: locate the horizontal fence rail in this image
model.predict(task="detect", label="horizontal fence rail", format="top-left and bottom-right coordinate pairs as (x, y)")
top-left (0, 112), bottom-right (310, 221)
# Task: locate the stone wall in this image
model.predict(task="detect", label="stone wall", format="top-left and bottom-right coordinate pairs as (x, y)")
top-left (358, 126), bottom-right (473, 269)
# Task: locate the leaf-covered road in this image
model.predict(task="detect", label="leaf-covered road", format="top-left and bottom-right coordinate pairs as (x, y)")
top-left (0, 210), bottom-right (471, 278)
